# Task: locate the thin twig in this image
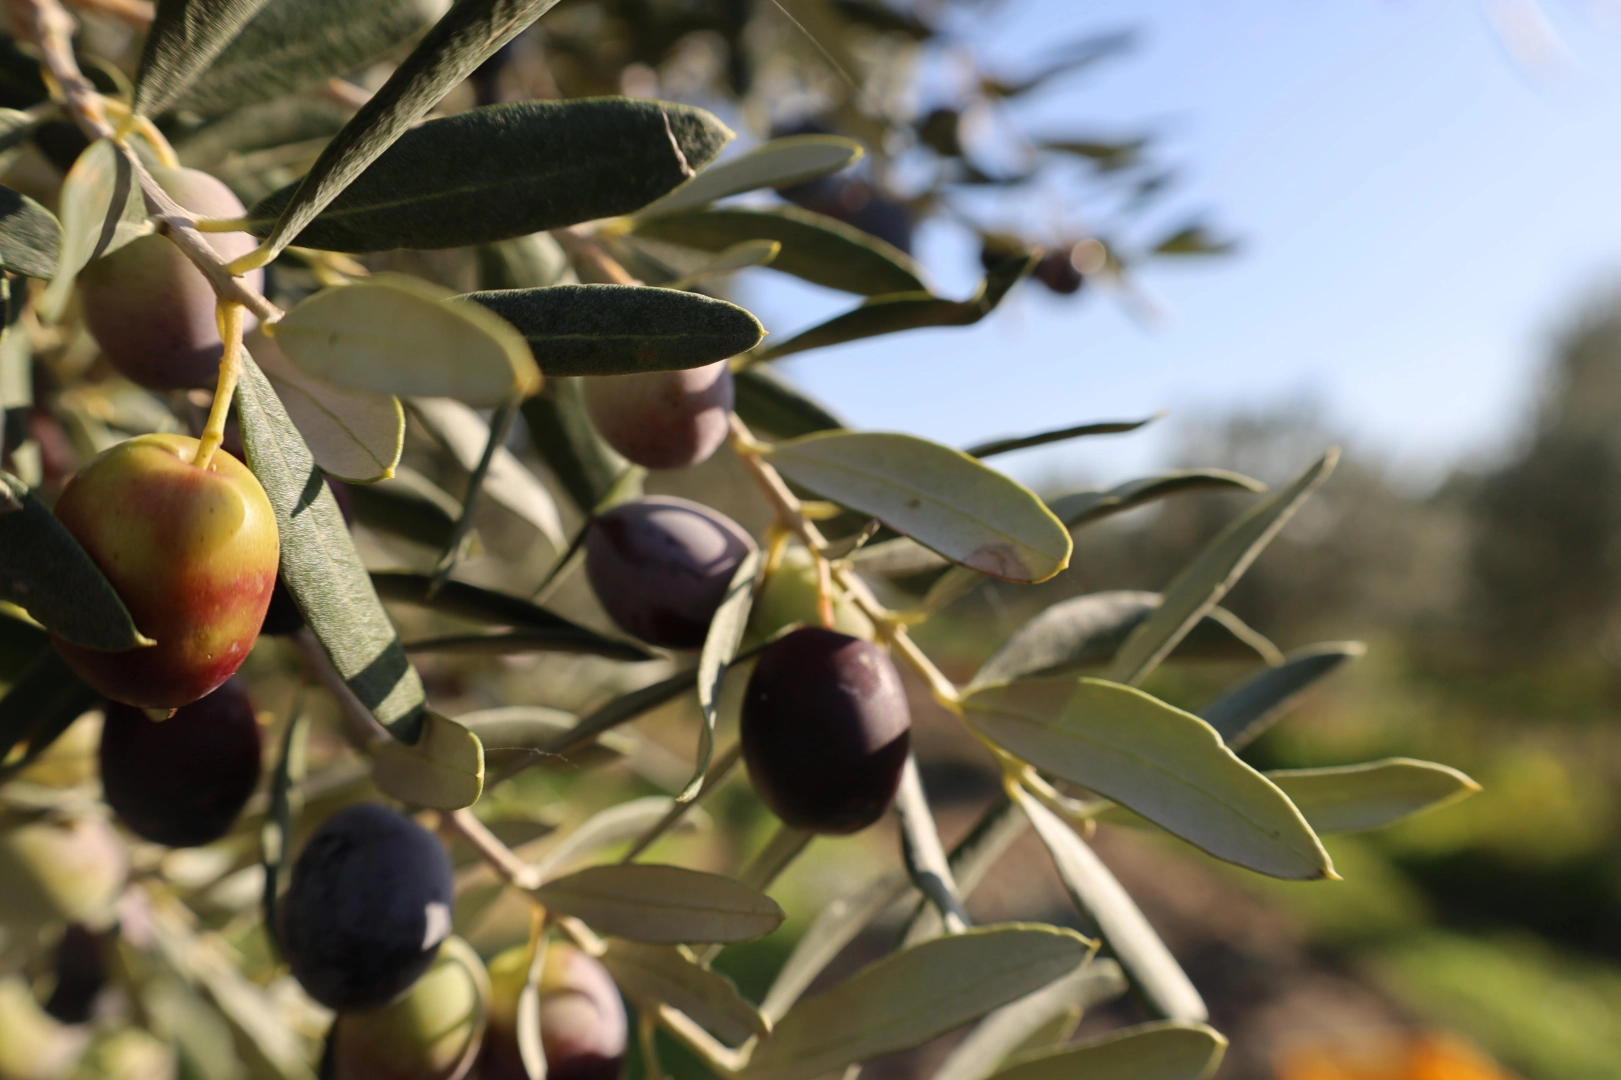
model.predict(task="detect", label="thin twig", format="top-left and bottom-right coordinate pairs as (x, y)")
top-left (553, 226), bottom-right (639, 285)
top-left (445, 808), bottom-right (543, 890)
top-left (62, 0), bottom-right (151, 26)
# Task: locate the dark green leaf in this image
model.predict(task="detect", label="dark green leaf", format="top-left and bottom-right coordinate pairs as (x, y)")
top-left (973, 591), bottom-right (1279, 688)
top-left (1151, 224), bottom-right (1237, 257)
top-left (133, 0), bottom-right (279, 116)
top-left (402, 629), bottom-right (655, 662)
top-left (0, 472), bottom-right (150, 650)
top-left (1036, 137), bottom-right (1146, 171)
top-left (964, 417), bottom-right (1156, 459)
top-left (633, 206), bottom-right (924, 297)
top-left (1010, 785), bottom-right (1206, 1023)
top-left (0, 649), bottom-right (97, 778)
top-left (255, 0), bottom-right (578, 261)
top-left (476, 232), bottom-right (570, 291)
top-left (1047, 470), bottom-right (1266, 530)
top-left (347, 467), bottom-right (462, 549)
top-left (521, 379), bottom-right (629, 514)
top-left (689, 548), bottom-right (762, 800)
top-left (754, 255), bottom-right (1034, 361)
top-left (732, 366), bottom-right (844, 439)
top-left (237, 353), bottom-right (427, 740)
top-left (466, 285), bottom-right (764, 377)
top-left (0, 608), bottom-right (46, 682)
top-left (520, 668), bottom-right (699, 770)
top-left (260, 699), bottom-right (308, 959)
top-left (176, 98), bottom-right (350, 168)
top-left (180, 0), bottom-right (444, 117)
top-left (0, 185), bottom-right (60, 279)
top-left (373, 572), bottom-right (648, 645)
top-left (1203, 642), bottom-right (1364, 750)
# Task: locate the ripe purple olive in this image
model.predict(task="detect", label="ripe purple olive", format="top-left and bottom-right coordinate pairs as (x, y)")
top-left (282, 804), bottom-right (455, 1012)
top-left (582, 360), bottom-right (734, 471)
top-left (79, 166), bottom-right (264, 391)
top-left (332, 938), bottom-right (488, 1080)
top-left (741, 627), bottom-right (911, 834)
top-left (480, 943), bottom-right (626, 1080)
top-left (98, 679), bottom-right (262, 847)
top-left (43, 924), bottom-right (106, 1025)
top-left (584, 496), bottom-right (755, 649)
top-left (1033, 249), bottom-right (1084, 295)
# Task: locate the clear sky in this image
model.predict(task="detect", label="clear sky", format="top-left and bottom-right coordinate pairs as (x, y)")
top-left (736, 0), bottom-right (1621, 489)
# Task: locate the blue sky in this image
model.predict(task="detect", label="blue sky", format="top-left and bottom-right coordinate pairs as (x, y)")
top-left (736, 1), bottom-right (1621, 489)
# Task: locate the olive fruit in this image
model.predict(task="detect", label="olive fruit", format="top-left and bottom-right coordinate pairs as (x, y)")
top-left (480, 943), bottom-right (626, 1080)
top-left (79, 166), bottom-right (263, 391)
top-left (0, 816), bottom-right (127, 934)
top-left (282, 803), bottom-right (455, 1012)
top-left (99, 680), bottom-right (262, 847)
top-left (741, 627), bottom-right (911, 834)
top-left (582, 360), bottom-right (733, 471)
top-left (0, 976), bottom-right (85, 1080)
top-left (584, 497), bottom-right (755, 649)
top-left (332, 938), bottom-right (488, 1080)
top-left (744, 545), bottom-right (873, 645)
top-left (1032, 248), bottom-right (1084, 295)
top-left (51, 433), bottom-right (279, 710)
top-left (43, 924), bottom-right (106, 1025)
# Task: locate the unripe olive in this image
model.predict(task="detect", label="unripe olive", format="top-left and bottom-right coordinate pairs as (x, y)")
top-left (582, 360), bottom-right (733, 471)
top-left (99, 679), bottom-right (262, 848)
top-left (51, 433), bottom-right (279, 710)
top-left (332, 938), bottom-right (488, 1080)
top-left (282, 804), bottom-right (455, 1012)
top-left (744, 545), bottom-right (873, 645)
top-left (741, 628), bottom-right (911, 834)
top-left (0, 816), bottom-right (127, 934)
top-left (79, 166), bottom-right (263, 391)
top-left (584, 497), bottom-right (755, 649)
top-left (479, 943), bottom-right (626, 1080)
top-left (43, 924), bottom-right (106, 1025)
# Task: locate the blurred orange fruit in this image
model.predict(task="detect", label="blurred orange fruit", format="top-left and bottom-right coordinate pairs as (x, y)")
top-left (1277, 1033), bottom-right (1518, 1080)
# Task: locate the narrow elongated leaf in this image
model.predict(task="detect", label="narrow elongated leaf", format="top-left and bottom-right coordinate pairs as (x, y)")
top-left (966, 679), bottom-right (1333, 879)
top-left (533, 797), bottom-right (686, 879)
top-left (895, 755), bottom-right (969, 931)
top-left (765, 431), bottom-right (1070, 583)
top-left (747, 925), bottom-right (1093, 1080)
top-left (521, 380), bottom-right (629, 513)
top-left (468, 285), bottom-right (764, 377)
top-left (370, 709), bottom-right (484, 809)
top-left (236, 353), bottom-right (428, 737)
top-left (0, 650), bottom-right (97, 775)
top-left (256, 0), bottom-right (575, 261)
top-left (973, 591), bottom-right (1279, 688)
top-left (347, 468), bottom-right (460, 549)
top-left (133, 0), bottom-right (278, 116)
top-left (904, 796), bottom-right (1031, 945)
top-left (372, 572), bottom-right (650, 652)
top-left (1203, 642), bottom-right (1364, 749)
top-left (457, 704), bottom-right (633, 782)
top-left (931, 962), bottom-right (1128, 1080)
top-left (42, 140), bottom-right (148, 322)
top-left (180, 0), bottom-right (446, 117)
top-left (1109, 451), bottom-right (1337, 686)
top-left (0, 609), bottom-right (46, 683)
top-left (275, 275), bottom-right (539, 406)
top-left (634, 206), bottom-right (924, 297)
top-left (251, 100), bottom-right (732, 252)
top-left (732, 366), bottom-right (844, 440)
top-left (602, 942), bottom-right (767, 1046)
top-left (527, 668), bottom-right (699, 767)
top-left (988, 1022), bottom-right (1226, 1080)
top-left (637, 135), bottom-right (864, 219)
top-left (248, 329), bottom-right (403, 484)
top-left (176, 98), bottom-right (350, 168)
top-left (1047, 469), bottom-right (1266, 529)
top-left (689, 548), bottom-right (762, 801)
top-left (964, 417), bottom-right (1156, 459)
top-left (260, 702), bottom-right (308, 958)
top-left (0, 473), bottom-right (150, 650)
top-left (754, 256), bottom-right (1033, 361)
top-left (409, 397), bottom-right (564, 549)
top-left (664, 240), bottom-right (780, 289)
top-left (1010, 785), bottom-right (1206, 1022)
top-left (1268, 759), bottom-right (1480, 834)
top-left (533, 865), bottom-right (784, 943)
top-left (0, 185), bottom-right (60, 278)
top-left (403, 629), bottom-right (652, 661)
top-left (759, 869), bottom-right (909, 1024)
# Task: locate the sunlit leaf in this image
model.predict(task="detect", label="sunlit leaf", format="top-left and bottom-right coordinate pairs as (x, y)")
top-left (931, 962), bottom-right (1128, 1080)
top-left (603, 942), bottom-right (767, 1046)
top-left (1268, 759), bottom-right (1480, 834)
top-left (636, 135), bottom-right (864, 219)
top-left (1046, 469), bottom-right (1265, 529)
top-left (987, 1021), bottom-right (1226, 1080)
top-left (369, 709), bottom-right (484, 810)
top-left (408, 397), bottom-right (564, 549)
top-left (0, 185), bottom-right (60, 279)
top-left (963, 417), bottom-right (1156, 459)
top-left (248, 329), bottom-right (403, 484)
top-left (732, 366), bottom-right (844, 440)
top-left (41, 140), bottom-right (148, 323)
top-left (689, 548), bottom-right (762, 801)
top-left (1202, 642), bottom-right (1363, 749)
top-left (533, 864), bottom-right (784, 944)
top-left (133, 0), bottom-right (278, 116)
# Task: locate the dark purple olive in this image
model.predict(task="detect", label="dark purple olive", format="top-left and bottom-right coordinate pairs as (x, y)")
top-left (741, 628), bottom-right (911, 834)
top-left (98, 679), bottom-right (263, 848)
top-left (282, 804), bottom-right (455, 1012)
top-left (44, 924), bottom-right (106, 1024)
top-left (1033, 248), bottom-right (1084, 295)
top-left (582, 360), bottom-right (733, 471)
top-left (776, 174), bottom-right (913, 254)
top-left (584, 497), bottom-right (755, 649)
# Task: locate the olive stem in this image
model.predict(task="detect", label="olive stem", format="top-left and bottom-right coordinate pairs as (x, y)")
top-left (445, 807), bottom-right (544, 891)
top-left (63, 0), bottom-right (150, 26)
top-left (620, 740), bottom-right (743, 864)
top-left (191, 301), bottom-right (244, 469)
top-left (638, 1012), bottom-right (666, 1080)
top-left (552, 226), bottom-right (640, 284)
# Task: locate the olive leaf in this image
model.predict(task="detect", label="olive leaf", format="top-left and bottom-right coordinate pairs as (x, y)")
top-left (132, 0), bottom-right (279, 116)
top-left (259, 702), bottom-right (308, 958)
top-left (896, 756), bottom-right (970, 931)
top-left (0, 608), bottom-right (46, 683)
top-left (1267, 759), bottom-right (1480, 834)
top-left (274, 275), bottom-right (540, 406)
top-left (372, 572), bottom-right (650, 650)
top-left (236, 352), bottom-right (428, 738)
top-left (466, 285), bottom-right (764, 377)
top-left (1202, 641), bottom-right (1364, 749)
top-left (753, 255), bottom-right (1034, 361)
top-left (521, 379), bottom-right (630, 514)
top-left (689, 547), bottom-right (763, 802)
top-left (532, 797), bottom-right (693, 879)
top-left (986, 1021), bottom-right (1226, 1080)
top-left (1047, 469), bottom-right (1266, 530)
top-left (0, 472), bottom-right (150, 650)
top-left (247, 329), bottom-right (403, 484)
top-left (532, 864), bottom-right (785, 944)
top-left (41, 140), bottom-right (148, 323)
top-left (931, 962), bottom-right (1129, 1080)
top-left (966, 679), bottom-right (1333, 880)
top-left (347, 467), bottom-right (462, 550)
top-left (179, 0), bottom-right (445, 117)
top-left (963, 417), bottom-right (1157, 459)
top-left (0, 185), bottom-right (61, 279)
top-left (733, 366), bottom-right (845, 439)
top-left (602, 942), bottom-right (768, 1046)
top-left (633, 205), bottom-right (925, 297)
top-left (250, 99), bottom-right (732, 252)
top-left (457, 705), bottom-right (633, 783)
top-left (635, 134), bottom-right (864, 219)
top-left (763, 431), bottom-right (1071, 583)
top-left (0, 650), bottom-right (97, 780)
top-left (369, 709), bottom-right (484, 810)
top-left (408, 397), bottom-right (565, 550)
